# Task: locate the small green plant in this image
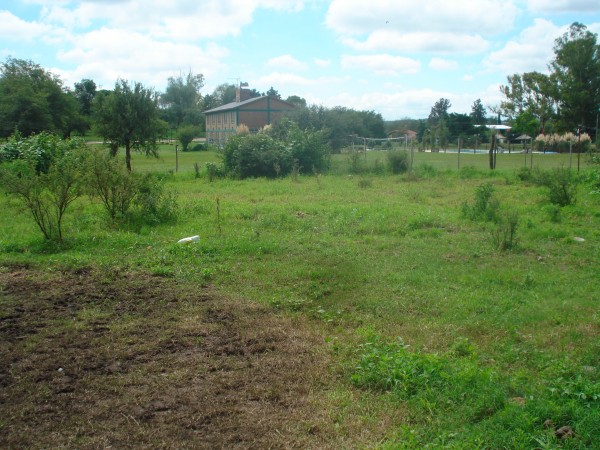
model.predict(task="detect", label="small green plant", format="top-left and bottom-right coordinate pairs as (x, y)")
top-left (85, 147), bottom-right (137, 221)
top-left (205, 162), bottom-right (223, 182)
top-left (545, 168), bottom-right (577, 206)
top-left (491, 209), bottom-right (519, 251)
top-left (193, 162), bottom-right (201, 179)
top-left (358, 178), bottom-right (373, 189)
top-left (348, 150), bottom-right (364, 174)
top-left (543, 204), bottom-right (562, 223)
top-left (462, 183), bottom-right (500, 222)
top-left (131, 173), bottom-right (178, 225)
top-left (589, 167), bottom-right (600, 194)
top-left (387, 150), bottom-right (409, 174)
top-left (351, 336), bottom-right (505, 418)
top-left (291, 160), bottom-right (302, 182)
top-left (414, 163), bottom-right (437, 178)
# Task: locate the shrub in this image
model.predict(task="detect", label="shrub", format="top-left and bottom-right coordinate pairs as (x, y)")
top-left (491, 209), bottom-right (519, 251)
top-left (190, 143), bottom-right (206, 152)
top-left (414, 163), bottom-right (437, 178)
top-left (348, 150), bottom-right (365, 174)
top-left (222, 132), bottom-right (292, 178)
top-left (589, 168), bottom-right (600, 195)
top-left (0, 132), bottom-right (87, 242)
top-left (132, 173), bottom-right (178, 225)
top-left (544, 168), bottom-right (577, 206)
top-left (205, 162), bottom-right (224, 182)
top-left (267, 119), bottom-right (330, 174)
top-left (462, 183), bottom-right (500, 222)
top-left (85, 148), bottom-right (137, 220)
top-left (176, 126), bottom-right (198, 152)
top-left (387, 150), bottom-right (409, 174)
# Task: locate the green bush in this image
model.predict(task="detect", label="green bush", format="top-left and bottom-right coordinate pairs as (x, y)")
top-left (589, 168), bottom-right (600, 194)
top-left (491, 209), bottom-right (519, 251)
top-left (222, 132), bottom-right (292, 178)
top-left (176, 125), bottom-right (198, 152)
top-left (277, 121), bottom-right (329, 174)
top-left (387, 150), bottom-right (409, 174)
top-left (132, 173), bottom-right (178, 225)
top-left (545, 168), bottom-right (577, 206)
top-left (0, 132), bottom-right (87, 242)
top-left (190, 142), bottom-right (206, 152)
top-left (462, 182), bottom-right (500, 222)
top-left (85, 148), bottom-right (137, 220)
top-left (205, 162), bottom-right (224, 182)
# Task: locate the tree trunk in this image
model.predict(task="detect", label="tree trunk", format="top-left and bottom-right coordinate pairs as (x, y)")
top-left (125, 142), bottom-right (132, 172)
top-left (489, 134), bottom-right (496, 170)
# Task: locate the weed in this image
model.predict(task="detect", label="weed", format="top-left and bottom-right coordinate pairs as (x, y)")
top-left (205, 162), bottom-right (223, 182)
top-left (358, 178), bottom-right (373, 189)
top-left (491, 209), bottom-right (519, 251)
top-left (351, 336), bottom-right (505, 419)
top-left (543, 204), bottom-right (562, 223)
top-left (462, 182), bottom-right (500, 222)
top-left (387, 151), bottom-right (409, 174)
top-left (545, 168), bottom-right (578, 206)
top-left (414, 163), bottom-right (437, 178)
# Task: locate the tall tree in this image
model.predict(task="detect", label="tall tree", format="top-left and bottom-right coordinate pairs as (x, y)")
top-left (74, 78), bottom-right (97, 116)
top-left (500, 72), bottom-right (556, 134)
top-left (93, 79), bottom-right (163, 172)
top-left (285, 95), bottom-right (307, 108)
top-left (550, 22), bottom-right (600, 135)
top-left (160, 71), bottom-right (204, 128)
top-left (447, 113), bottom-right (474, 138)
top-left (211, 83), bottom-right (237, 106)
top-left (470, 99), bottom-right (487, 124)
top-left (0, 58), bottom-right (78, 138)
top-left (428, 98), bottom-right (451, 125)
top-left (266, 86), bottom-right (281, 99)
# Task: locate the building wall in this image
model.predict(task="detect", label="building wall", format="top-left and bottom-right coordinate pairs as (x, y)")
top-left (205, 97), bottom-right (294, 144)
top-left (206, 110), bottom-right (237, 144)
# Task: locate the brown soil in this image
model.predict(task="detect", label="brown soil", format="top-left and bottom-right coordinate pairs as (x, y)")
top-left (0, 265), bottom-right (335, 449)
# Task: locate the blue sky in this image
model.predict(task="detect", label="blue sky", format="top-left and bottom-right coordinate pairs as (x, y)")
top-left (1, 0), bottom-right (599, 119)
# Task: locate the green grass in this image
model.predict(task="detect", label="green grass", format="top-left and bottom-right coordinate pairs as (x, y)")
top-left (1, 148), bottom-right (599, 447)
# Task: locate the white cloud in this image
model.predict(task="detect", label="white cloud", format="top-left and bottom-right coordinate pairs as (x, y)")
top-left (0, 10), bottom-right (52, 40)
top-left (429, 58), bottom-right (458, 71)
top-left (36, 0), bottom-right (306, 41)
top-left (326, 0), bottom-right (518, 36)
top-left (55, 27), bottom-right (228, 89)
top-left (324, 88), bottom-right (450, 118)
top-left (267, 54), bottom-right (307, 71)
top-left (527, 0), bottom-right (600, 13)
top-left (254, 72), bottom-right (350, 89)
top-left (314, 58), bottom-right (331, 68)
top-left (341, 30), bottom-right (489, 54)
top-left (483, 19), bottom-right (567, 75)
top-left (341, 54), bottom-right (421, 76)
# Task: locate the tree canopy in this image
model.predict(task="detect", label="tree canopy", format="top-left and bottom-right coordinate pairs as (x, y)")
top-left (500, 22), bottom-right (599, 138)
top-left (160, 71), bottom-right (204, 128)
top-left (0, 58), bottom-right (79, 138)
top-left (93, 79), bottom-right (163, 172)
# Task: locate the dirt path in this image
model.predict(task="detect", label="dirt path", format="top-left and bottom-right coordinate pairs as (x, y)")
top-left (0, 265), bottom-right (333, 449)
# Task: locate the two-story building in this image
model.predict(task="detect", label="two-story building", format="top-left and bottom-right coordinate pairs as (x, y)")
top-left (204, 88), bottom-right (295, 145)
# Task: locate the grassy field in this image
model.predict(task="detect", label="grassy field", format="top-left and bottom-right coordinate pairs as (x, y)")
top-left (1, 147), bottom-right (599, 448)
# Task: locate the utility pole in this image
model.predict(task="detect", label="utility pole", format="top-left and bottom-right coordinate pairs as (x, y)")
top-left (577, 125), bottom-right (581, 173)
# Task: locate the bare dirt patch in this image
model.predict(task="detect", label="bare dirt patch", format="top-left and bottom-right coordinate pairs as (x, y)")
top-left (0, 265), bottom-right (334, 449)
